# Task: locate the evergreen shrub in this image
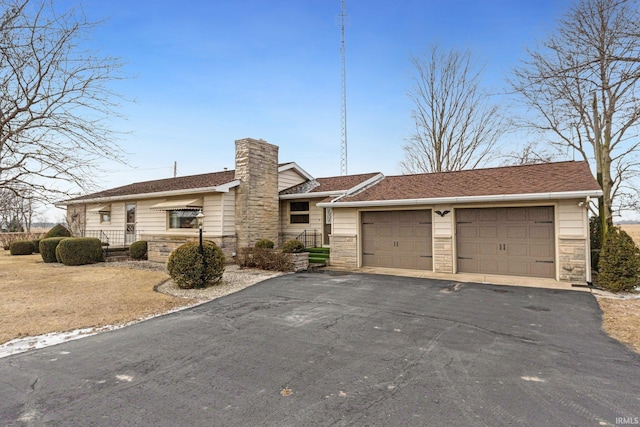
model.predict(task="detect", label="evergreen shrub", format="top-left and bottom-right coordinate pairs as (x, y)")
top-left (129, 240), bottom-right (148, 260)
top-left (598, 227), bottom-right (640, 293)
top-left (44, 224), bottom-right (71, 238)
top-left (281, 239), bottom-right (305, 253)
top-left (255, 239), bottom-right (275, 249)
top-left (9, 240), bottom-right (35, 255)
top-left (56, 237), bottom-right (104, 266)
top-left (40, 237), bottom-right (68, 263)
top-left (167, 241), bottom-right (225, 289)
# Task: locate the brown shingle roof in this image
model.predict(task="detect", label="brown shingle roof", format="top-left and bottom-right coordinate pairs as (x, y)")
top-left (341, 161), bottom-right (601, 203)
top-left (66, 170), bottom-right (237, 202)
top-left (281, 172), bottom-right (380, 195)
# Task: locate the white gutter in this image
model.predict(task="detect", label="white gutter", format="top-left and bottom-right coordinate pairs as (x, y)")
top-left (317, 189), bottom-right (604, 208)
top-left (58, 180), bottom-right (242, 207)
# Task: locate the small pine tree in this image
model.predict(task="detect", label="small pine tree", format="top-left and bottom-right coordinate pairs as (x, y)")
top-left (598, 227), bottom-right (640, 293)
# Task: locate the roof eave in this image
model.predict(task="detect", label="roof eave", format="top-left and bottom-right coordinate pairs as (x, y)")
top-left (278, 162), bottom-right (314, 181)
top-left (58, 180), bottom-right (241, 206)
top-left (317, 190), bottom-right (604, 208)
top-left (280, 190), bottom-right (345, 200)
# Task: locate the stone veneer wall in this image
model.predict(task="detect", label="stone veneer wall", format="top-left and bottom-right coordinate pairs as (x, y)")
top-left (144, 234), bottom-right (236, 264)
top-left (433, 236), bottom-right (453, 273)
top-left (329, 235), bottom-right (357, 268)
top-left (66, 204), bottom-right (86, 237)
top-left (235, 138), bottom-right (279, 249)
top-left (558, 238), bottom-right (587, 282)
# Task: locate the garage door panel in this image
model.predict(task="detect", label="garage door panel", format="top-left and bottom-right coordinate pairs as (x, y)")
top-left (529, 243), bottom-right (553, 258)
top-left (529, 225), bottom-right (552, 239)
top-left (506, 243), bottom-right (528, 257)
top-left (506, 226), bottom-right (527, 239)
top-left (478, 259), bottom-right (499, 274)
top-left (479, 226), bottom-right (498, 238)
top-left (456, 207), bottom-right (555, 278)
top-left (362, 210), bottom-right (432, 271)
top-left (478, 243), bottom-right (499, 256)
top-left (477, 209), bottom-right (498, 221)
top-left (506, 208), bottom-right (527, 221)
top-left (457, 225), bottom-right (477, 238)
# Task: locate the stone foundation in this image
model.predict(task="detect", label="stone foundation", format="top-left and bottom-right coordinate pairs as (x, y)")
top-left (433, 236), bottom-right (453, 273)
top-left (329, 234), bottom-right (357, 268)
top-left (558, 238), bottom-right (587, 283)
top-left (143, 234), bottom-right (237, 264)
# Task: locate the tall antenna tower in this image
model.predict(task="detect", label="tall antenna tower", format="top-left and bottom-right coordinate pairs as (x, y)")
top-left (339, 0), bottom-right (348, 176)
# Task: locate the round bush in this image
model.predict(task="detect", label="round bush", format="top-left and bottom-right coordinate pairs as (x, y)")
top-left (129, 240), bottom-right (148, 260)
top-left (9, 240), bottom-right (35, 255)
top-left (255, 239), bottom-right (275, 249)
top-left (598, 227), bottom-right (640, 293)
top-left (40, 237), bottom-right (68, 263)
top-left (167, 241), bottom-right (225, 289)
top-left (281, 239), bottom-right (305, 253)
top-left (44, 224), bottom-right (71, 238)
top-left (56, 237), bottom-right (104, 266)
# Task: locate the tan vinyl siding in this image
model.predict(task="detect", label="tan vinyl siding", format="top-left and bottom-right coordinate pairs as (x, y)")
top-left (85, 202), bottom-right (125, 233)
top-left (332, 208), bottom-right (358, 235)
top-left (278, 169), bottom-right (307, 191)
top-left (557, 200), bottom-right (586, 238)
top-left (86, 193), bottom-right (233, 241)
top-left (433, 205), bottom-right (452, 237)
top-left (280, 198), bottom-right (323, 235)
top-left (221, 190), bottom-right (236, 235)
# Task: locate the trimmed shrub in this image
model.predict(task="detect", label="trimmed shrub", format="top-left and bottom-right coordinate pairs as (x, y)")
top-left (44, 224), bottom-right (72, 239)
top-left (129, 240), bottom-right (148, 260)
top-left (167, 241), bottom-right (225, 289)
top-left (281, 239), bottom-right (305, 253)
top-left (9, 240), bottom-right (35, 255)
top-left (598, 227), bottom-right (640, 293)
top-left (40, 237), bottom-right (69, 263)
top-left (255, 239), bottom-right (275, 249)
top-left (31, 239), bottom-right (41, 254)
top-left (56, 237), bottom-right (104, 266)
top-left (237, 247), bottom-right (294, 272)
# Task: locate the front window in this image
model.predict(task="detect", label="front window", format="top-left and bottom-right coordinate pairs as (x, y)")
top-left (290, 201), bottom-right (309, 224)
top-left (169, 210), bottom-right (199, 229)
top-left (100, 212), bottom-right (111, 223)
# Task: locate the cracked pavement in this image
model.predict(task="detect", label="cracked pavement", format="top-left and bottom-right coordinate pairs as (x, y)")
top-left (1, 272), bottom-right (639, 426)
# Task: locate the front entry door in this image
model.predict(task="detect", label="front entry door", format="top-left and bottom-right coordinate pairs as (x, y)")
top-left (125, 203), bottom-right (136, 245)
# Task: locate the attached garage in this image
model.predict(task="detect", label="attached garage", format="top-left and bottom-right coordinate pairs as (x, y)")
top-left (362, 210), bottom-right (432, 270)
top-left (320, 161), bottom-right (602, 284)
top-left (456, 207), bottom-right (555, 278)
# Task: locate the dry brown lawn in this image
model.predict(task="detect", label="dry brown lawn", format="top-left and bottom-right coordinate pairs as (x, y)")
top-left (0, 251), bottom-right (195, 345)
top-left (595, 223), bottom-right (640, 353)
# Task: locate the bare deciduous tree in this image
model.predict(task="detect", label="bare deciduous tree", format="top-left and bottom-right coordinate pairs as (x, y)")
top-left (0, 0), bottom-right (126, 203)
top-left (0, 187), bottom-right (34, 231)
top-left (400, 45), bottom-right (505, 174)
top-left (510, 0), bottom-right (640, 235)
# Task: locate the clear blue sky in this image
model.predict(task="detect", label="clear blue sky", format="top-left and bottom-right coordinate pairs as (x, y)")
top-left (48, 0), bottom-right (568, 220)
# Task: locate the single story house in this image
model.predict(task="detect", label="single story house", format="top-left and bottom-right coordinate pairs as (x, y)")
top-left (60, 138), bottom-right (603, 284)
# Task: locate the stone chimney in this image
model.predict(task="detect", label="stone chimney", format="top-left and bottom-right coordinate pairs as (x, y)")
top-left (234, 138), bottom-right (279, 248)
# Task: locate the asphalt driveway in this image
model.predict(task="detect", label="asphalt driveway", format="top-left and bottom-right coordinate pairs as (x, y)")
top-left (1, 272), bottom-right (639, 426)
